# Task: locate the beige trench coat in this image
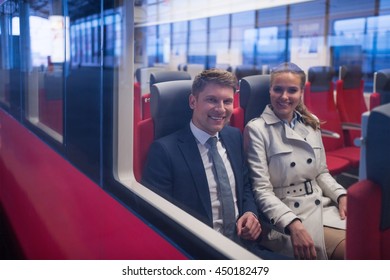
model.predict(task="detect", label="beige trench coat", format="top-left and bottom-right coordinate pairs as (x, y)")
top-left (244, 105), bottom-right (347, 259)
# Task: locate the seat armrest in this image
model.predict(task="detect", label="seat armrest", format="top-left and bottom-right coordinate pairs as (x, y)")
top-left (320, 129), bottom-right (340, 139)
top-left (341, 122), bottom-right (361, 131)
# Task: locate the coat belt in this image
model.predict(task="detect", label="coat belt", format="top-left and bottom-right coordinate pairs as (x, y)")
top-left (274, 180), bottom-right (313, 199)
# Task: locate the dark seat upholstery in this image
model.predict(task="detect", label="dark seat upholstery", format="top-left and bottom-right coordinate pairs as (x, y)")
top-left (150, 80), bottom-right (193, 140)
top-left (372, 69), bottom-right (390, 107)
top-left (346, 103), bottom-right (390, 259)
top-left (230, 75), bottom-right (270, 132)
top-left (142, 70), bottom-right (191, 121)
top-left (134, 80), bottom-right (192, 181)
top-left (234, 65), bottom-right (262, 82)
top-left (239, 75), bottom-right (271, 126)
top-left (149, 71), bottom-right (191, 92)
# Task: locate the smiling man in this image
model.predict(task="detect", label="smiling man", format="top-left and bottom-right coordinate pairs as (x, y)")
top-left (141, 69), bottom-right (266, 256)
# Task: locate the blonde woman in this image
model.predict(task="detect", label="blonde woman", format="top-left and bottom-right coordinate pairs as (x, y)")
top-left (244, 62), bottom-right (347, 260)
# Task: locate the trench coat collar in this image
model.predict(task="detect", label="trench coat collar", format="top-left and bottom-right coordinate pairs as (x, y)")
top-left (262, 105), bottom-right (310, 141)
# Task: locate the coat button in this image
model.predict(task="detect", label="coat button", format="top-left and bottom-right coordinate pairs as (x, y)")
top-left (290, 162), bottom-right (296, 167)
top-left (307, 158), bottom-right (313, 164)
top-left (315, 199), bottom-right (320, 205)
top-left (294, 202), bottom-right (300, 208)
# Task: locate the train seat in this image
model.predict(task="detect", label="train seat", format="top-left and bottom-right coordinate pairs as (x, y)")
top-left (151, 80), bottom-right (193, 140)
top-left (336, 65), bottom-right (366, 146)
top-left (134, 78), bottom-right (193, 182)
top-left (234, 65), bottom-right (262, 82)
top-left (133, 117), bottom-right (154, 182)
top-left (304, 66), bottom-right (360, 169)
top-left (371, 69), bottom-right (390, 108)
top-left (143, 70), bottom-right (191, 121)
top-left (239, 74), bottom-right (271, 126)
top-left (133, 67), bottom-right (166, 122)
top-left (134, 82), bottom-right (142, 125)
top-left (346, 103), bottom-right (390, 259)
top-left (183, 64), bottom-right (204, 80)
top-left (229, 75), bottom-right (269, 132)
top-left (149, 71), bottom-right (191, 91)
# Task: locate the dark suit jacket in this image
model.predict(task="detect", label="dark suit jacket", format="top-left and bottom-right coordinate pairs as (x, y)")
top-left (141, 124), bottom-right (257, 227)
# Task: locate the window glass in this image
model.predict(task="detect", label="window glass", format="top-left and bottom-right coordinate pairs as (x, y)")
top-left (209, 14), bottom-right (229, 68)
top-left (18, 1), bottom-right (66, 142)
top-left (172, 21), bottom-right (188, 63)
top-left (257, 7), bottom-right (288, 68)
top-left (146, 25), bottom-right (157, 66)
top-left (188, 18), bottom-right (207, 65)
top-left (0, 2), bottom-right (18, 109)
top-left (157, 23), bottom-right (171, 64)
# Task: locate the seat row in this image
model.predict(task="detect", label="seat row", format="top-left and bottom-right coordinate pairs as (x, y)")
top-left (132, 67), bottom-right (390, 260)
top-left (133, 67), bottom-right (390, 181)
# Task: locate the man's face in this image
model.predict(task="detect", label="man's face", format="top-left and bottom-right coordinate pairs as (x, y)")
top-left (189, 83), bottom-right (234, 135)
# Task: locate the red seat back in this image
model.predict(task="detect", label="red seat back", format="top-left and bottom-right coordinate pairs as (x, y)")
top-left (133, 118), bottom-right (154, 182)
top-left (346, 103), bottom-right (390, 259)
top-left (304, 67), bottom-right (346, 152)
top-left (336, 65), bottom-right (366, 146)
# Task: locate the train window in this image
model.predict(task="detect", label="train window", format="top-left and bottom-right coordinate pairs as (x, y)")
top-left (146, 25), bottom-right (157, 66)
top-left (231, 11), bottom-right (255, 63)
top-left (188, 18), bottom-right (207, 65)
top-left (156, 23), bottom-right (170, 64)
top-left (15, 2), bottom-right (66, 142)
top-left (172, 21), bottom-right (188, 64)
top-left (209, 14), bottom-right (230, 68)
top-left (368, 15), bottom-right (390, 72)
top-left (0, 3), bottom-right (18, 110)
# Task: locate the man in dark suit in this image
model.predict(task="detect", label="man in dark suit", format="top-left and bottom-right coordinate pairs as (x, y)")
top-left (142, 69), bottom-right (280, 259)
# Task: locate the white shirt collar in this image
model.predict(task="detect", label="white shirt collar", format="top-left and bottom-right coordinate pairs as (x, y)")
top-left (190, 121), bottom-right (219, 145)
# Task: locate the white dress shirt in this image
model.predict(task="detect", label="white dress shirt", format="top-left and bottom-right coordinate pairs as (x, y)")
top-left (190, 121), bottom-right (239, 233)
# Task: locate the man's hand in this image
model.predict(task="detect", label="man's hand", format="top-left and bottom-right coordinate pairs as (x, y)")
top-left (236, 212), bottom-right (262, 241)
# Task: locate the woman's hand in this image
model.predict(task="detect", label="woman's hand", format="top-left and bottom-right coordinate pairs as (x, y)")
top-left (287, 219), bottom-right (317, 260)
top-left (338, 195), bottom-right (347, 219)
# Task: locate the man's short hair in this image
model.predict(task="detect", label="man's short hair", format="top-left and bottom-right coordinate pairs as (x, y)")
top-left (192, 69), bottom-right (237, 97)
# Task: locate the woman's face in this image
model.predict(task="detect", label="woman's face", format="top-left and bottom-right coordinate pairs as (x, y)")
top-left (270, 72), bottom-right (303, 123)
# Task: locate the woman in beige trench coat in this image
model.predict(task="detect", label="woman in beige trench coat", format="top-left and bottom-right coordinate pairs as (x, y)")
top-left (244, 62), bottom-right (347, 260)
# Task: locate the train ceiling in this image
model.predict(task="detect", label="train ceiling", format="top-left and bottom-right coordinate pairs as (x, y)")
top-left (0, 0), bottom-right (120, 20)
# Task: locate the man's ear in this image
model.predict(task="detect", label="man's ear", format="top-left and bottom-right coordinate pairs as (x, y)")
top-left (189, 94), bottom-right (196, 109)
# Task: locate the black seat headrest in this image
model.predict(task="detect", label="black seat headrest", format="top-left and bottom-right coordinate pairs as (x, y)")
top-left (235, 65), bottom-right (262, 82)
top-left (340, 65), bottom-right (363, 89)
top-left (366, 103), bottom-right (390, 230)
top-left (149, 71), bottom-right (191, 92)
top-left (308, 66), bottom-right (334, 92)
top-left (239, 75), bottom-right (271, 126)
top-left (375, 69), bottom-right (390, 105)
top-left (151, 80), bottom-right (193, 140)
top-left (135, 68), bottom-right (141, 83)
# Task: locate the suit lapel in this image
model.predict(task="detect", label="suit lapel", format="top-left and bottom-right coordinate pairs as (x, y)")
top-left (177, 126), bottom-right (213, 223)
